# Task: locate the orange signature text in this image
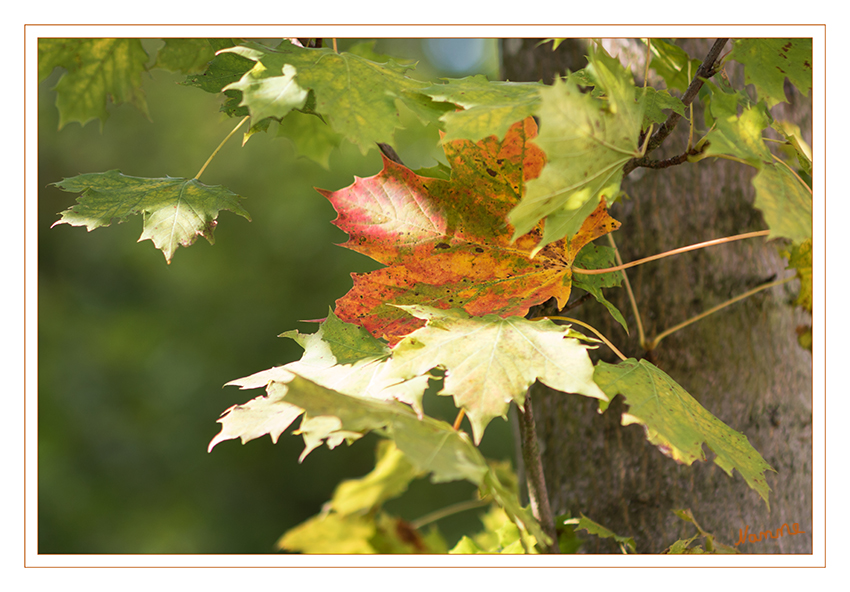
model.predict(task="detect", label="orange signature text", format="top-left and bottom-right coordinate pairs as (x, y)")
top-left (735, 523), bottom-right (806, 546)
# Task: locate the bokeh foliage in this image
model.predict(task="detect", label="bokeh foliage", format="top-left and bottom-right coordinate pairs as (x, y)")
top-left (38, 38), bottom-right (509, 553)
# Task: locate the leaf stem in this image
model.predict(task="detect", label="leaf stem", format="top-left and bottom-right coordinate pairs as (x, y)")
top-left (573, 230), bottom-right (771, 276)
top-left (542, 316), bottom-right (628, 362)
top-left (606, 232), bottom-right (646, 349)
top-left (452, 408), bottom-right (466, 431)
top-left (646, 275), bottom-right (794, 349)
top-left (411, 498), bottom-right (490, 530)
top-left (194, 116), bottom-right (250, 180)
top-left (772, 153), bottom-right (813, 194)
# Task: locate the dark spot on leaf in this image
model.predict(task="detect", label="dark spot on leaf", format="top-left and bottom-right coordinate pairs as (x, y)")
top-left (486, 168), bottom-right (497, 177)
top-left (475, 247), bottom-right (484, 253)
top-left (435, 242), bottom-right (451, 249)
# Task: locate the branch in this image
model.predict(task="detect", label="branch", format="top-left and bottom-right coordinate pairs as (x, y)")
top-left (625, 142), bottom-right (708, 172)
top-left (623, 38), bottom-right (728, 176)
top-left (517, 387), bottom-right (560, 553)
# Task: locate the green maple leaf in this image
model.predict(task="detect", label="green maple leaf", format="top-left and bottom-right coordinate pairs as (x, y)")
top-left (700, 83), bottom-right (812, 243)
top-left (450, 507), bottom-right (535, 554)
top-left (565, 513), bottom-right (637, 554)
top-left (507, 44), bottom-right (644, 253)
top-left (153, 39), bottom-right (218, 74)
top-left (278, 375), bottom-right (547, 545)
top-left (51, 170), bottom-right (250, 263)
top-left (321, 117), bottom-right (621, 343)
top-left (217, 312), bottom-right (548, 544)
top-left (329, 440), bottom-right (422, 516)
top-left (421, 75), bottom-right (544, 142)
top-left (638, 86), bottom-right (686, 128)
top-left (780, 238), bottom-right (813, 313)
top-left (278, 510), bottom-right (447, 554)
top-left (727, 39), bottom-right (812, 108)
top-left (593, 359), bottom-right (774, 509)
top-left (572, 243), bottom-right (628, 333)
top-left (182, 44), bottom-right (255, 117)
top-left (219, 40), bottom-right (443, 152)
top-left (39, 38), bottom-right (150, 129)
top-left (278, 512), bottom-right (378, 553)
top-left (752, 163), bottom-right (813, 243)
top-left (384, 306), bottom-right (607, 444)
top-left (702, 87), bottom-right (773, 166)
top-left (645, 39), bottom-right (702, 93)
top-left (276, 110), bottom-right (343, 169)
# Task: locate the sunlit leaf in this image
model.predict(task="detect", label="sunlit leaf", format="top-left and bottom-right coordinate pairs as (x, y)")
top-left (507, 44), bottom-right (643, 252)
top-left (384, 306), bottom-right (607, 443)
top-left (421, 75), bottom-right (543, 142)
top-left (221, 40), bottom-right (441, 152)
top-left (321, 118), bottom-right (621, 343)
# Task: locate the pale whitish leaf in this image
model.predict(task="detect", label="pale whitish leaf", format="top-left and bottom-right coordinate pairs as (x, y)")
top-left (212, 313), bottom-right (429, 451)
top-left (384, 306), bottom-right (607, 443)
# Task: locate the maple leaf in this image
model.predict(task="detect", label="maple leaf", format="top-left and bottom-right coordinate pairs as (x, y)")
top-left (153, 39), bottom-right (218, 75)
top-left (321, 117), bottom-right (621, 343)
top-left (752, 163), bottom-right (813, 243)
top-left (593, 359), bottom-right (774, 509)
top-left (421, 75), bottom-right (544, 142)
top-left (384, 306), bottom-right (608, 443)
top-left (780, 239), bottom-right (813, 313)
top-left (277, 375), bottom-right (548, 545)
top-left (645, 39), bottom-right (702, 93)
top-left (219, 40), bottom-right (447, 153)
top-left (727, 39), bottom-right (812, 108)
top-left (39, 38), bottom-right (150, 129)
top-left (700, 84), bottom-right (812, 243)
top-left (51, 170), bottom-right (250, 263)
top-left (211, 311), bottom-right (431, 452)
top-left (507, 45), bottom-right (644, 253)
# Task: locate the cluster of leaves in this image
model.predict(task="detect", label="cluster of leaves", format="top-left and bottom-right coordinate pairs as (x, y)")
top-left (43, 37), bottom-right (813, 553)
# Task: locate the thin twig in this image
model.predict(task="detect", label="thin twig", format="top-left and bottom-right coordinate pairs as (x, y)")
top-left (627, 142), bottom-right (708, 171)
top-left (623, 38), bottom-right (728, 176)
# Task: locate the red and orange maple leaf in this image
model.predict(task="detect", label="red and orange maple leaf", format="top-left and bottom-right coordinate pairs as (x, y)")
top-left (318, 118), bottom-right (621, 342)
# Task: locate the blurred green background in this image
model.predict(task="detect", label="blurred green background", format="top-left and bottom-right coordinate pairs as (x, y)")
top-left (37, 38), bottom-right (517, 553)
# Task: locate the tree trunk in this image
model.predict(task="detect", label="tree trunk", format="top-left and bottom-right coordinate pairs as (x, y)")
top-left (502, 38), bottom-right (813, 553)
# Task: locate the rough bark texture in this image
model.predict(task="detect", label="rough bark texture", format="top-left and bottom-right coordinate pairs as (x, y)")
top-left (502, 39), bottom-right (813, 554)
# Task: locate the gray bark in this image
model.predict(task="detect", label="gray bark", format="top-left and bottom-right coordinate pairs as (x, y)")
top-left (502, 38), bottom-right (813, 553)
